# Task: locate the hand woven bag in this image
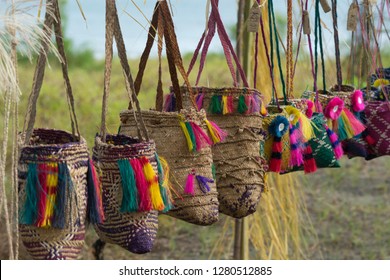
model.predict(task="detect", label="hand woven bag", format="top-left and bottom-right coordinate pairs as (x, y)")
top-left (18, 0), bottom-right (100, 260)
top-left (91, 0), bottom-right (162, 254)
top-left (164, 0), bottom-right (266, 219)
top-left (119, 1), bottom-right (219, 226)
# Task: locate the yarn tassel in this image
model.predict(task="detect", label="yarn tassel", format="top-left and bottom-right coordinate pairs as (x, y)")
top-left (252, 94), bottom-right (261, 114)
top-left (342, 108), bottom-right (366, 136)
top-left (196, 175), bottom-right (214, 193)
top-left (185, 122), bottom-right (197, 152)
top-left (211, 163), bottom-right (216, 180)
top-left (289, 124), bottom-right (304, 167)
top-left (245, 95), bottom-right (252, 114)
top-left (164, 93), bottom-right (172, 112)
top-left (118, 159), bottom-right (139, 213)
top-left (209, 95), bottom-right (222, 114)
top-left (227, 95), bottom-right (234, 113)
top-left (35, 164), bottom-right (49, 227)
top-left (303, 144), bottom-right (317, 173)
top-left (179, 121), bottom-right (194, 152)
top-left (141, 157), bottom-right (165, 211)
top-left (260, 101), bottom-right (267, 116)
top-left (205, 119), bottom-right (228, 144)
top-left (238, 95), bottom-right (248, 114)
top-left (362, 130), bottom-right (376, 145)
top-left (299, 112), bottom-right (316, 141)
top-left (20, 163), bottom-right (39, 225)
top-left (130, 158), bottom-right (152, 212)
top-left (306, 100), bottom-right (314, 118)
top-left (184, 171), bottom-right (195, 195)
top-left (52, 163), bottom-right (69, 228)
top-left (155, 154), bottom-right (174, 212)
top-left (222, 95), bottom-right (229, 115)
top-left (190, 122), bottom-right (213, 149)
top-left (325, 125), bottom-right (344, 159)
top-left (196, 93), bottom-right (204, 110)
top-left (269, 137), bottom-right (283, 173)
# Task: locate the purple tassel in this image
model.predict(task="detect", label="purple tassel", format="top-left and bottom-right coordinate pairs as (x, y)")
top-left (195, 175), bottom-right (214, 193)
top-left (252, 94), bottom-right (261, 114)
top-left (196, 93), bottom-right (205, 110)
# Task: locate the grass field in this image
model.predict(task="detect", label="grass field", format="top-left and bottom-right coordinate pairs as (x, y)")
top-left (1, 54), bottom-right (390, 260)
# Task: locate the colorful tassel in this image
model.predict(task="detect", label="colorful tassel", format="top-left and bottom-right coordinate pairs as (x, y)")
top-left (222, 95), bottom-right (229, 115)
top-left (196, 93), bottom-right (205, 110)
top-left (86, 160), bottom-right (105, 223)
top-left (185, 122), bottom-right (197, 152)
top-left (268, 116), bottom-right (289, 173)
top-left (190, 122), bottom-right (213, 150)
top-left (141, 157), bottom-right (165, 211)
top-left (245, 95), bottom-right (252, 114)
top-left (20, 163), bottom-right (39, 225)
top-left (324, 125), bottom-right (344, 159)
top-left (252, 94), bottom-right (261, 114)
top-left (299, 112), bottom-right (316, 141)
top-left (209, 95), bottom-right (222, 114)
top-left (155, 154), bottom-right (174, 212)
top-left (362, 130), bottom-right (376, 145)
top-left (227, 95), bottom-right (234, 113)
top-left (351, 90), bottom-right (365, 112)
top-left (260, 101), bottom-right (268, 116)
top-left (184, 171), bottom-right (195, 196)
top-left (238, 95), bottom-right (248, 114)
top-left (118, 159), bottom-right (139, 213)
top-left (164, 93), bottom-right (172, 112)
top-left (303, 144), bottom-right (317, 173)
top-left (289, 124), bottom-right (304, 167)
top-left (211, 163), bottom-right (216, 180)
top-left (53, 162), bottom-right (70, 228)
top-left (180, 121), bottom-right (194, 152)
top-left (306, 100), bottom-right (314, 118)
top-left (205, 119), bottom-right (228, 144)
top-left (196, 175), bottom-right (214, 193)
top-left (342, 108), bottom-right (366, 136)
top-left (130, 158), bottom-right (152, 212)
top-left (35, 164), bottom-right (50, 227)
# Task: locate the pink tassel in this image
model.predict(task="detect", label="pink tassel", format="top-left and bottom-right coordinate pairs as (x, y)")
top-left (164, 93), bottom-right (172, 112)
top-left (227, 95), bottom-right (234, 113)
top-left (206, 119), bottom-right (228, 143)
top-left (289, 125), bottom-right (304, 167)
top-left (343, 108), bottom-right (366, 135)
top-left (184, 171), bottom-right (195, 196)
top-left (130, 158), bottom-right (152, 212)
top-left (252, 94), bottom-right (261, 114)
top-left (190, 122), bottom-right (213, 149)
top-left (315, 99), bottom-right (323, 113)
top-left (351, 90), bottom-right (365, 112)
top-left (196, 93), bottom-right (204, 110)
top-left (245, 95), bottom-right (252, 114)
top-left (306, 100), bottom-right (314, 118)
top-left (325, 124), bottom-right (344, 159)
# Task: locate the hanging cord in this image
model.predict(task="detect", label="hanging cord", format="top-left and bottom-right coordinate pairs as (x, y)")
top-left (331, 0), bottom-right (342, 89)
top-left (292, 2), bottom-right (305, 90)
top-left (315, 0), bottom-right (327, 92)
top-left (286, 0), bottom-right (294, 97)
top-left (269, 0), bottom-right (287, 104)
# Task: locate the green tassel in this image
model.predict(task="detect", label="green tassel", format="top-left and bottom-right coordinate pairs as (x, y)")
top-left (185, 122), bottom-right (197, 152)
top-left (118, 159), bottom-right (139, 213)
top-left (155, 153), bottom-right (173, 213)
top-left (20, 163), bottom-right (39, 225)
top-left (208, 95), bottom-right (223, 114)
top-left (211, 163), bottom-right (216, 180)
top-left (337, 118), bottom-right (348, 141)
top-left (238, 95), bottom-right (248, 114)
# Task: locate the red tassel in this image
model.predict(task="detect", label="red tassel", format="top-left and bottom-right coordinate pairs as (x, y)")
top-left (130, 158), bottom-right (152, 212)
top-left (303, 144), bottom-right (317, 174)
top-left (269, 137), bottom-right (283, 173)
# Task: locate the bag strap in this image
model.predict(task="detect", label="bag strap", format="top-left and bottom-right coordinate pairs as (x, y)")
top-left (23, 0), bottom-right (80, 144)
top-left (331, 0), bottom-right (343, 90)
top-left (101, 0), bottom-right (149, 142)
top-left (187, 0), bottom-right (249, 88)
top-left (133, 1), bottom-right (196, 111)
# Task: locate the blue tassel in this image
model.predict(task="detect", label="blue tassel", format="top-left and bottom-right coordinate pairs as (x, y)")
top-left (195, 175), bottom-right (214, 193)
top-left (52, 162), bottom-right (68, 228)
top-left (20, 163), bottom-right (39, 225)
top-left (118, 159), bottom-right (139, 213)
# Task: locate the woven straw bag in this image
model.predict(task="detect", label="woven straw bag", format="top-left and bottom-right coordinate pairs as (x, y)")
top-left (164, 0), bottom-right (266, 219)
top-left (120, 1), bottom-right (219, 226)
top-left (18, 1), bottom-right (97, 260)
top-left (91, 0), bottom-right (162, 254)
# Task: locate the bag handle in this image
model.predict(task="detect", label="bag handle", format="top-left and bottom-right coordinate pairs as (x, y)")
top-left (23, 0), bottom-right (80, 144)
top-left (331, 0), bottom-right (343, 90)
top-left (101, 0), bottom-right (149, 142)
top-left (133, 1), bottom-right (196, 111)
top-left (187, 0), bottom-right (249, 88)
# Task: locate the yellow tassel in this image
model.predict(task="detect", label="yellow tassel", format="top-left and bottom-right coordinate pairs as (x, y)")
top-left (373, 78), bottom-right (389, 88)
top-left (205, 119), bottom-right (220, 143)
top-left (299, 112), bottom-right (316, 141)
top-left (260, 101), bottom-right (267, 116)
top-left (43, 162), bottom-right (58, 228)
top-left (222, 95), bottom-right (229, 115)
top-left (142, 158), bottom-right (165, 211)
top-left (158, 156), bottom-right (177, 200)
top-left (179, 121), bottom-right (194, 152)
top-left (340, 111), bottom-right (355, 139)
top-left (285, 106), bottom-right (300, 125)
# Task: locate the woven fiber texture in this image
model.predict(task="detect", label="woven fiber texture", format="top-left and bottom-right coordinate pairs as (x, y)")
top-left (364, 101), bottom-right (390, 157)
top-left (267, 99), bottom-right (309, 114)
top-left (18, 129), bottom-right (88, 260)
top-left (120, 109), bottom-right (219, 226)
top-left (302, 86), bottom-right (354, 110)
top-left (92, 134), bottom-right (158, 254)
top-left (177, 87), bottom-right (266, 219)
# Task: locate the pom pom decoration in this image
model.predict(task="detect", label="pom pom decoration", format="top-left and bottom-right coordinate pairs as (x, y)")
top-left (306, 99), bottom-right (314, 118)
top-left (351, 90), bottom-right (365, 112)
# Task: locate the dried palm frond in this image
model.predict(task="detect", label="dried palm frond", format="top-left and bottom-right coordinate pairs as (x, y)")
top-left (0, 0), bottom-right (59, 97)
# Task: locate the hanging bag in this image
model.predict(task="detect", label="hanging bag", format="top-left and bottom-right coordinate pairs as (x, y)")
top-left (91, 0), bottom-right (164, 254)
top-left (120, 1), bottom-right (219, 226)
top-left (18, 0), bottom-right (96, 260)
top-left (164, 0), bottom-right (266, 219)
